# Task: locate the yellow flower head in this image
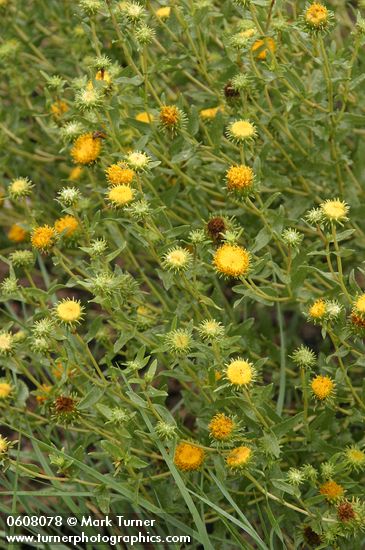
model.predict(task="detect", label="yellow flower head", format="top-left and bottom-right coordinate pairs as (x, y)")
top-left (0, 436), bottom-right (9, 454)
top-left (305, 3), bottom-right (329, 28)
top-left (9, 177), bottom-right (33, 198)
top-left (226, 358), bottom-right (255, 387)
top-left (69, 166), bottom-right (83, 181)
top-left (352, 294), bottom-right (365, 320)
top-left (7, 224), bottom-right (27, 243)
top-left (54, 215), bottom-right (79, 238)
top-left (214, 244), bottom-right (250, 278)
top-left (209, 413), bottom-right (235, 441)
top-left (51, 100), bottom-right (68, 118)
top-left (95, 69), bottom-right (112, 84)
top-left (174, 442), bottom-right (205, 471)
top-left (71, 133), bottom-right (101, 165)
top-left (159, 105), bottom-right (184, 133)
top-left (200, 107), bottom-right (220, 120)
top-left (320, 199), bottom-right (349, 223)
top-left (135, 111), bottom-right (154, 123)
top-left (126, 151), bottom-right (151, 171)
top-left (56, 298), bottom-right (84, 325)
top-left (166, 329), bottom-right (192, 354)
top-left (251, 37), bottom-right (275, 60)
top-left (156, 6), bottom-right (171, 19)
top-left (163, 247), bottom-right (192, 272)
top-left (226, 446), bottom-right (252, 470)
top-left (344, 446), bottom-right (365, 471)
top-left (319, 480), bottom-right (344, 502)
top-left (226, 165), bottom-right (254, 192)
top-left (308, 299), bottom-right (326, 320)
top-left (311, 375), bottom-right (334, 401)
top-left (0, 381), bottom-right (12, 399)
top-left (227, 120), bottom-right (257, 143)
top-left (107, 184), bottom-right (135, 207)
top-left (0, 332), bottom-right (13, 356)
top-left (36, 383), bottom-right (53, 404)
top-left (31, 225), bottom-right (57, 252)
top-left (105, 163), bottom-right (135, 185)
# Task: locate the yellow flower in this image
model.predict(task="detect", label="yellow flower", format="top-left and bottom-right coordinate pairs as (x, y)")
top-left (36, 384), bottom-right (53, 404)
top-left (308, 299), bottom-right (326, 320)
top-left (163, 247), bottom-right (192, 272)
top-left (344, 446), bottom-right (365, 471)
top-left (320, 199), bottom-right (349, 223)
top-left (107, 184), bottom-right (135, 207)
top-left (105, 164), bottom-right (135, 185)
top-left (51, 100), bottom-right (68, 118)
top-left (135, 111), bottom-right (154, 123)
top-left (159, 105), bottom-right (184, 132)
top-left (0, 436), bottom-right (9, 454)
top-left (352, 294), bottom-right (365, 318)
top-left (226, 165), bottom-right (254, 191)
top-left (319, 480), bottom-right (344, 502)
top-left (156, 6), bottom-right (171, 19)
top-left (311, 375), bottom-right (334, 400)
top-left (251, 37), bottom-right (275, 60)
top-left (227, 120), bottom-right (257, 143)
top-left (214, 244), bottom-right (250, 277)
top-left (0, 381), bottom-right (12, 399)
top-left (174, 442), bottom-right (205, 471)
top-left (226, 446), bottom-right (252, 469)
top-left (209, 413), bottom-right (235, 441)
top-left (9, 177), bottom-right (33, 198)
top-left (95, 69), bottom-right (112, 84)
top-left (226, 358), bottom-right (255, 387)
top-left (31, 225), bottom-right (57, 252)
top-left (71, 133), bottom-right (101, 165)
top-left (7, 223), bottom-right (27, 243)
top-left (0, 332), bottom-right (13, 356)
top-left (69, 166), bottom-right (83, 181)
top-left (56, 298), bottom-right (84, 325)
top-left (126, 151), bottom-right (151, 171)
top-left (305, 3), bottom-right (329, 28)
top-left (200, 107), bottom-right (220, 120)
top-left (54, 215), bottom-right (79, 238)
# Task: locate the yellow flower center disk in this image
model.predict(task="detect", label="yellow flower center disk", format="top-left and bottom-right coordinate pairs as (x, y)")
top-left (311, 375), bottom-right (334, 400)
top-left (160, 105), bottom-right (180, 127)
top-left (354, 294), bottom-right (365, 314)
top-left (226, 165), bottom-right (254, 190)
top-left (54, 215), bottom-right (79, 237)
top-left (71, 133), bottom-right (101, 165)
top-left (226, 446), bottom-right (252, 468)
top-left (226, 359), bottom-right (253, 386)
top-left (321, 200), bottom-right (348, 221)
top-left (230, 120), bottom-right (255, 139)
top-left (319, 481), bottom-right (344, 501)
top-left (251, 37), bottom-right (275, 60)
top-left (306, 3), bottom-right (328, 26)
top-left (135, 112), bottom-right (154, 123)
top-left (105, 164), bottom-right (135, 185)
top-left (31, 226), bottom-right (56, 251)
top-left (309, 299), bottom-right (326, 319)
top-left (108, 185), bottom-right (134, 206)
top-left (8, 224), bottom-right (27, 242)
top-left (209, 413), bottom-right (234, 440)
top-left (57, 300), bottom-right (82, 323)
top-left (214, 244), bottom-right (250, 277)
top-left (174, 443), bottom-right (205, 471)
top-left (0, 382), bottom-right (12, 398)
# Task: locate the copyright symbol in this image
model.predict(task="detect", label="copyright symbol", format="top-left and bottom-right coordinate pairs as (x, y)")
top-left (67, 517), bottom-right (77, 526)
